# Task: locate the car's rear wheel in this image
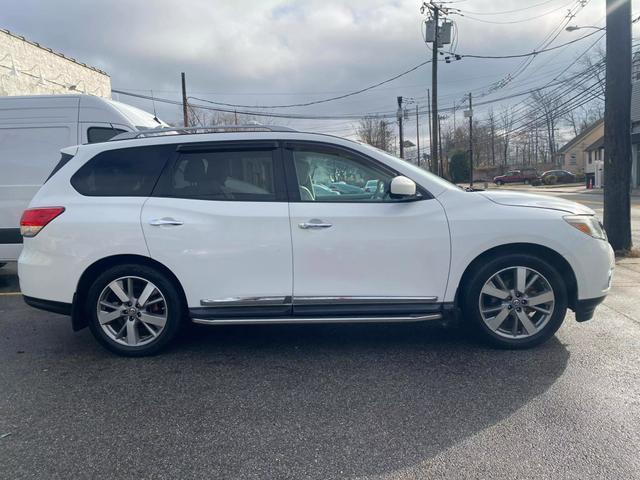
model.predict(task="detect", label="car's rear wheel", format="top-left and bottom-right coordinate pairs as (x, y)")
top-left (86, 264), bottom-right (183, 356)
top-left (462, 253), bottom-right (567, 349)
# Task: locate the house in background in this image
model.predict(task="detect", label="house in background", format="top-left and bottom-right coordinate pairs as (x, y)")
top-left (555, 118), bottom-right (604, 176)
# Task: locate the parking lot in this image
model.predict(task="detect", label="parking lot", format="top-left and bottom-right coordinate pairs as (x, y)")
top-left (1, 253), bottom-right (640, 479)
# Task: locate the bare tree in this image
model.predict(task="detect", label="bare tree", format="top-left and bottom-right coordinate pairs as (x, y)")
top-left (356, 116), bottom-right (394, 152)
top-left (487, 109), bottom-right (497, 165)
top-left (499, 106), bottom-right (515, 166)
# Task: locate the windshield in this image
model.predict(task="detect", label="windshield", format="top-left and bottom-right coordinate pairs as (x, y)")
top-left (106, 99), bottom-right (169, 130)
top-left (356, 142), bottom-right (459, 192)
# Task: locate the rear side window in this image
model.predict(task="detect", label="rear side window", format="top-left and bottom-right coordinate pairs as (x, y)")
top-left (157, 149), bottom-right (280, 201)
top-left (71, 145), bottom-right (170, 197)
top-left (45, 152), bottom-right (74, 182)
top-left (87, 127), bottom-right (127, 143)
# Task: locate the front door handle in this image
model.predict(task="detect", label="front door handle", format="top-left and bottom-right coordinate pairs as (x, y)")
top-left (149, 217), bottom-right (184, 227)
top-left (298, 220), bottom-right (332, 229)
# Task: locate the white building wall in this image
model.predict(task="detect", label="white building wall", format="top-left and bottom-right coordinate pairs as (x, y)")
top-left (0, 29), bottom-right (111, 97)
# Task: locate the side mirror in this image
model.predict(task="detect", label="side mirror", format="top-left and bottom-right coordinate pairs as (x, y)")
top-left (390, 175), bottom-right (417, 198)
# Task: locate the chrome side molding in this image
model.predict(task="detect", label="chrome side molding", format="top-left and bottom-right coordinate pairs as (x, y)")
top-left (200, 296), bottom-right (438, 307)
top-left (200, 296), bottom-right (290, 307)
top-left (293, 296), bottom-right (438, 305)
top-left (192, 313), bottom-right (443, 326)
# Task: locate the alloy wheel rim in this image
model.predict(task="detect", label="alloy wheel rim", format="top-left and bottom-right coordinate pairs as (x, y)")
top-left (478, 266), bottom-right (555, 339)
top-left (97, 276), bottom-right (168, 347)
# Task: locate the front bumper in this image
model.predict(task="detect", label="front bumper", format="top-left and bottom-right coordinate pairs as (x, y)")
top-left (575, 295), bottom-right (606, 322)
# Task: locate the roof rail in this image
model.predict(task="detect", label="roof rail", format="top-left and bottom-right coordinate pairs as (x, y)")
top-left (109, 124), bottom-right (297, 142)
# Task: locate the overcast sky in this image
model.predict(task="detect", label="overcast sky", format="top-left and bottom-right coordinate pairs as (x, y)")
top-left (2, 0), bottom-right (619, 142)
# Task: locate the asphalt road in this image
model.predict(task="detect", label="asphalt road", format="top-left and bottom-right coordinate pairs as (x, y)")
top-left (1, 259), bottom-right (639, 479)
top-left (1, 190), bottom-right (639, 479)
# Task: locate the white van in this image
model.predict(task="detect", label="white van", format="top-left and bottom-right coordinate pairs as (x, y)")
top-left (0, 94), bottom-right (168, 264)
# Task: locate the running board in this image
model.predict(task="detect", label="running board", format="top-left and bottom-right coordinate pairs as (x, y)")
top-left (191, 313), bottom-right (443, 326)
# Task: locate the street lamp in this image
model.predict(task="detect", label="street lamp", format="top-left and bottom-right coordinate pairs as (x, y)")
top-left (566, 25), bottom-right (606, 32)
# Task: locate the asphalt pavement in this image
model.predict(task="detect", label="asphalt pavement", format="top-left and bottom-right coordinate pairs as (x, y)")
top-left (1, 194), bottom-right (639, 479)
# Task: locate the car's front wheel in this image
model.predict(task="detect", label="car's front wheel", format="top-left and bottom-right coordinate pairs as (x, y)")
top-left (86, 264), bottom-right (183, 356)
top-left (462, 253), bottom-right (568, 349)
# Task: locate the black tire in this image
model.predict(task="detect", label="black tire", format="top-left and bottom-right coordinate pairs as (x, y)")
top-left (495, 180), bottom-right (504, 186)
top-left (461, 253), bottom-right (568, 349)
top-left (86, 264), bottom-right (184, 356)
top-left (524, 179), bottom-right (530, 185)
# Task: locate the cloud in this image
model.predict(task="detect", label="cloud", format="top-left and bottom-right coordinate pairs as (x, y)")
top-left (1, 0), bottom-right (608, 134)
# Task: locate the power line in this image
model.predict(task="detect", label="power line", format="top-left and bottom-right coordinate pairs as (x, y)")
top-left (453, 28), bottom-right (601, 59)
top-left (457, 0), bottom-right (577, 24)
top-left (459, 0), bottom-right (560, 16)
top-left (189, 59), bottom-right (434, 109)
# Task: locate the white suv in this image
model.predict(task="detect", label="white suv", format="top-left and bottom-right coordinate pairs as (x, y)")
top-left (18, 126), bottom-right (614, 356)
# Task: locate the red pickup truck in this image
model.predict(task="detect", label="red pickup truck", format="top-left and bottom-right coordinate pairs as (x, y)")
top-left (493, 169), bottom-right (540, 185)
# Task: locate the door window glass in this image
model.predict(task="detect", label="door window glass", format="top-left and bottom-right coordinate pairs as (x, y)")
top-left (169, 150), bottom-right (276, 201)
top-left (291, 149), bottom-right (400, 202)
top-left (87, 127), bottom-right (127, 143)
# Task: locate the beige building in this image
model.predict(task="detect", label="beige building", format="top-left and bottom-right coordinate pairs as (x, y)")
top-left (555, 119), bottom-right (604, 175)
top-left (0, 29), bottom-right (110, 97)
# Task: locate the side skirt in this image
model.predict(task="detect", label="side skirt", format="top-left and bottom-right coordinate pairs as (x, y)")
top-left (191, 313), bottom-right (443, 326)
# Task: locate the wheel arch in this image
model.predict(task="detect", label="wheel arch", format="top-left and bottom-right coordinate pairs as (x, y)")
top-left (72, 254), bottom-right (188, 331)
top-left (454, 243), bottom-right (578, 313)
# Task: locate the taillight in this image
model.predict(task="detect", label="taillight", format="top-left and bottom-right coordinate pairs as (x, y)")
top-left (20, 207), bottom-right (65, 237)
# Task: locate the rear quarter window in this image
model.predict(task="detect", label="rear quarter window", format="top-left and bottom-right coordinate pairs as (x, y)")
top-left (71, 145), bottom-right (171, 197)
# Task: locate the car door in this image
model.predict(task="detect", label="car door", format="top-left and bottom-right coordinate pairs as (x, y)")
top-left (141, 141), bottom-right (293, 315)
top-left (283, 141), bottom-right (450, 315)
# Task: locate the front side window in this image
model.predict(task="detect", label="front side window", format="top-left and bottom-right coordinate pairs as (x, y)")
top-left (71, 145), bottom-right (170, 196)
top-left (166, 150), bottom-right (277, 201)
top-left (290, 148), bottom-right (399, 202)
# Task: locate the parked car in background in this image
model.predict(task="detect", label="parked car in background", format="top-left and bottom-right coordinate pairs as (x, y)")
top-left (0, 94), bottom-right (167, 265)
top-left (19, 125), bottom-right (614, 356)
top-left (493, 169), bottom-right (540, 185)
top-left (364, 179), bottom-right (381, 193)
top-left (313, 183), bottom-right (340, 197)
top-left (329, 182), bottom-right (365, 195)
top-left (541, 170), bottom-right (576, 184)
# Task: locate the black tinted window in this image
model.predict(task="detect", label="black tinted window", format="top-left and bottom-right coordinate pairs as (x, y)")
top-left (45, 152), bottom-right (74, 182)
top-left (71, 146), bottom-right (169, 196)
top-left (165, 150), bottom-right (277, 201)
top-left (87, 127), bottom-right (127, 143)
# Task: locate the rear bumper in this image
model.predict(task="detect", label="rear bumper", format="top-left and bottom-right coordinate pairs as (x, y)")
top-left (23, 295), bottom-right (72, 316)
top-left (575, 295), bottom-right (606, 322)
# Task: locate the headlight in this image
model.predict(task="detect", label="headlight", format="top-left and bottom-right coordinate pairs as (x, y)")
top-left (563, 215), bottom-right (607, 240)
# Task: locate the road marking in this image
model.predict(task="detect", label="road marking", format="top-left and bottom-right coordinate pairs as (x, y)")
top-left (0, 292), bottom-right (22, 296)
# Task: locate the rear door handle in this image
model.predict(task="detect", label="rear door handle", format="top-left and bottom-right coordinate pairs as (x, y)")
top-left (149, 217), bottom-right (184, 226)
top-left (298, 220), bottom-right (332, 229)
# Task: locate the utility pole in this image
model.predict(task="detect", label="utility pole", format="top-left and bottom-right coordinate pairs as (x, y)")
top-left (427, 88), bottom-right (432, 171)
top-left (431, 5), bottom-right (439, 175)
top-left (181, 72), bottom-right (189, 127)
top-left (397, 96), bottom-right (405, 159)
top-left (421, 1), bottom-right (452, 175)
top-left (438, 114), bottom-right (444, 176)
top-left (415, 104), bottom-right (421, 167)
top-left (604, 0), bottom-right (632, 252)
top-left (467, 93), bottom-right (473, 188)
